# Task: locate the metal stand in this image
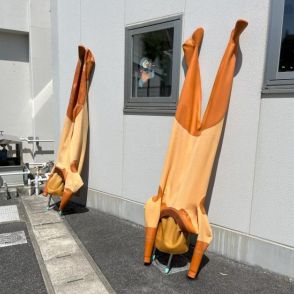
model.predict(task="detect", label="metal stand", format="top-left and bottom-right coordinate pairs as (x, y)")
top-left (3, 181), bottom-right (11, 200)
top-left (47, 194), bottom-right (52, 208)
top-left (164, 254), bottom-right (173, 274)
top-left (152, 247), bottom-right (173, 274)
top-left (46, 194), bottom-right (63, 216)
top-left (152, 247), bottom-right (156, 261)
top-left (46, 194), bottom-right (57, 210)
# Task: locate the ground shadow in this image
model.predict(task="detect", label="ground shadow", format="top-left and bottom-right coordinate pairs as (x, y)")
top-left (153, 242), bottom-right (210, 277)
top-left (156, 250), bottom-right (189, 269)
top-left (51, 197), bottom-right (89, 215)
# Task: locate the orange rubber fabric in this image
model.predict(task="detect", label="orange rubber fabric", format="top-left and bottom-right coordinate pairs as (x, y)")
top-left (144, 20), bottom-right (247, 276)
top-left (43, 46), bottom-right (95, 211)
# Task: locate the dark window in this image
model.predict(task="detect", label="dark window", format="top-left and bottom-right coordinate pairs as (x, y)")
top-left (278, 0), bottom-right (294, 73)
top-left (132, 28), bottom-right (174, 98)
top-left (124, 16), bottom-right (182, 114)
top-left (263, 0), bottom-right (294, 93)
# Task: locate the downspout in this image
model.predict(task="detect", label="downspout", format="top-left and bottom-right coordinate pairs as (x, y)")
top-left (50, 0), bottom-right (61, 153)
top-left (28, 0), bottom-right (36, 162)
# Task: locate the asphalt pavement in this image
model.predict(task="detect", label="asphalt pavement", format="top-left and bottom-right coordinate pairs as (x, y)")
top-left (65, 206), bottom-right (294, 294)
top-left (0, 199), bottom-right (47, 294)
top-left (1, 196), bottom-right (294, 294)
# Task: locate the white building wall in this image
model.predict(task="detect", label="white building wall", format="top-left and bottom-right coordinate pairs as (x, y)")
top-left (0, 0), bottom-right (54, 163)
top-left (251, 98), bottom-right (294, 247)
top-left (0, 31), bottom-right (31, 158)
top-left (80, 0), bottom-right (125, 197)
top-left (29, 0), bottom-right (55, 162)
top-left (0, 0), bottom-right (29, 32)
top-left (51, 0), bottom-right (294, 277)
top-left (0, 0), bottom-right (32, 162)
top-left (122, 0), bottom-right (184, 207)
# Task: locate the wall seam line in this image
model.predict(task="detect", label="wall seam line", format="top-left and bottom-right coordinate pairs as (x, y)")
top-left (28, 0), bottom-right (36, 161)
top-left (121, 0), bottom-right (127, 198)
top-left (248, 3), bottom-right (271, 234)
top-left (80, 0), bottom-right (81, 43)
top-left (248, 92), bottom-right (262, 235)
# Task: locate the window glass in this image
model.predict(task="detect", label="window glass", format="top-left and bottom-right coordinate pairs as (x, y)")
top-left (132, 28), bottom-right (174, 98)
top-left (279, 0), bottom-right (294, 72)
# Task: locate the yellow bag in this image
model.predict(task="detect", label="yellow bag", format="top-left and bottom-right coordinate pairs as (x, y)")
top-left (46, 173), bottom-right (64, 196)
top-left (155, 217), bottom-right (189, 255)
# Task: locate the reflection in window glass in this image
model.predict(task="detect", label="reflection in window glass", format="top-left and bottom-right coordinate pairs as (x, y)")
top-left (132, 28), bottom-right (174, 97)
top-left (279, 0), bottom-right (294, 72)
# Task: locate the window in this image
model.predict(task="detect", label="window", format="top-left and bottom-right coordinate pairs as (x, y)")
top-left (124, 16), bottom-right (182, 114)
top-left (263, 0), bottom-right (294, 92)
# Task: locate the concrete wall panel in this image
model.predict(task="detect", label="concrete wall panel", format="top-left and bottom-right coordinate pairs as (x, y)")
top-left (30, 0), bottom-right (54, 162)
top-left (0, 0), bottom-right (29, 32)
top-left (251, 98), bottom-right (294, 247)
top-left (55, 0), bottom-right (81, 130)
top-left (125, 0), bottom-right (185, 25)
top-left (80, 0), bottom-right (125, 196)
top-left (30, 0), bottom-right (51, 29)
top-left (0, 31), bottom-right (32, 162)
top-left (122, 115), bottom-right (173, 203)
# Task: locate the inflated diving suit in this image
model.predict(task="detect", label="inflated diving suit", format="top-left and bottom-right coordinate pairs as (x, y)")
top-left (144, 20), bottom-right (248, 278)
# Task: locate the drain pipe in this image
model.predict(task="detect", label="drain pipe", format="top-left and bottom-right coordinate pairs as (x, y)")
top-left (34, 169), bottom-right (49, 196)
top-left (0, 166), bottom-right (49, 196)
top-left (20, 138), bottom-right (54, 143)
top-left (3, 181), bottom-right (10, 199)
top-left (34, 168), bottom-right (39, 195)
top-left (0, 170), bottom-right (30, 177)
top-left (0, 183), bottom-right (25, 188)
top-left (28, 162), bottom-right (47, 167)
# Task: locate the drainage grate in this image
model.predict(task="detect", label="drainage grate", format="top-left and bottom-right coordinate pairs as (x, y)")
top-left (0, 205), bottom-right (20, 223)
top-left (0, 231), bottom-right (27, 248)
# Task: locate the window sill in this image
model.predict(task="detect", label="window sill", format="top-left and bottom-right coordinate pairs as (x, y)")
top-left (123, 106), bottom-right (176, 116)
top-left (261, 86), bottom-right (294, 95)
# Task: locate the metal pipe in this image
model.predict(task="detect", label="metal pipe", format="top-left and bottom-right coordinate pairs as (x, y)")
top-left (0, 171), bottom-right (30, 177)
top-left (35, 175), bottom-right (49, 182)
top-left (0, 183), bottom-right (25, 188)
top-left (28, 162), bottom-right (47, 167)
top-left (20, 138), bottom-right (54, 143)
top-left (3, 181), bottom-right (10, 199)
top-left (35, 172), bottom-right (39, 195)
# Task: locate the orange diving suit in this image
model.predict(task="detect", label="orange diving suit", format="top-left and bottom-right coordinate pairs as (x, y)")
top-left (43, 46), bottom-right (95, 214)
top-left (144, 20), bottom-right (248, 278)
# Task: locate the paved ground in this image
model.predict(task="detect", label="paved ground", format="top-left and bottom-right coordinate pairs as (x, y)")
top-left (22, 195), bottom-right (113, 294)
top-left (1, 196), bottom-right (294, 294)
top-left (65, 207), bottom-right (294, 294)
top-left (0, 199), bottom-right (47, 294)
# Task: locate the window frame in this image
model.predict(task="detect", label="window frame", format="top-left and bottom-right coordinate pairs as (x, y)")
top-left (263, 0), bottom-right (294, 93)
top-left (124, 15), bottom-right (182, 115)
